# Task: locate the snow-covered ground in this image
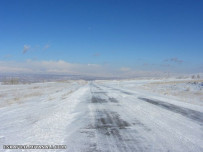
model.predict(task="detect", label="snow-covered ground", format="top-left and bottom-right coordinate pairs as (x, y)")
top-left (107, 78), bottom-right (203, 106)
top-left (0, 79), bottom-right (203, 152)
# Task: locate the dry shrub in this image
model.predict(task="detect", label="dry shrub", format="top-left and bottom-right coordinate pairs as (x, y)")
top-left (2, 78), bottom-right (19, 85)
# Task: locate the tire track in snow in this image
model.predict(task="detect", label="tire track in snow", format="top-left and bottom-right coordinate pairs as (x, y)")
top-left (93, 83), bottom-right (203, 151)
top-left (87, 84), bottom-right (151, 152)
top-left (138, 97), bottom-right (203, 124)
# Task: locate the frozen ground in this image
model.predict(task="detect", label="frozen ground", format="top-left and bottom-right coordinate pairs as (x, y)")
top-left (0, 79), bottom-right (203, 152)
top-left (111, 78), bottom-right (203, 106)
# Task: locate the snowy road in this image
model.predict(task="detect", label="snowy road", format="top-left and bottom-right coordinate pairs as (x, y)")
top-left (65, 82), bottom-right (203, 152)
top-left (0, 81), bottom-right (203, 152)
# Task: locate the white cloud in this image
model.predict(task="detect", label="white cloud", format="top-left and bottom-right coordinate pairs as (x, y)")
top-left (0, 60), bottom-right (110, 77)
top-left (0, 60), bottom-right (169, 78)
top-left (2, 60), bottom-right (198, 78)
top-left (23, 45), bottom-right (31, 54)
top-left (164, 57), bottom-right (183, 64)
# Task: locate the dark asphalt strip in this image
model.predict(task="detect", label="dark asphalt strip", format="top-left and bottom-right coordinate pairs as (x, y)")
top-left (138, 97), bottom-right (203, 124)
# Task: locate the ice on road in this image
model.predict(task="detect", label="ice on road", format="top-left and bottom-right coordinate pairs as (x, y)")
top-left (0, 81), bottom-right (203, 152)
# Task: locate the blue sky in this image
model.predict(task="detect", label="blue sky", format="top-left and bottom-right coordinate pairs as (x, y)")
top-left (0, 0), bottom-right (203, 76)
